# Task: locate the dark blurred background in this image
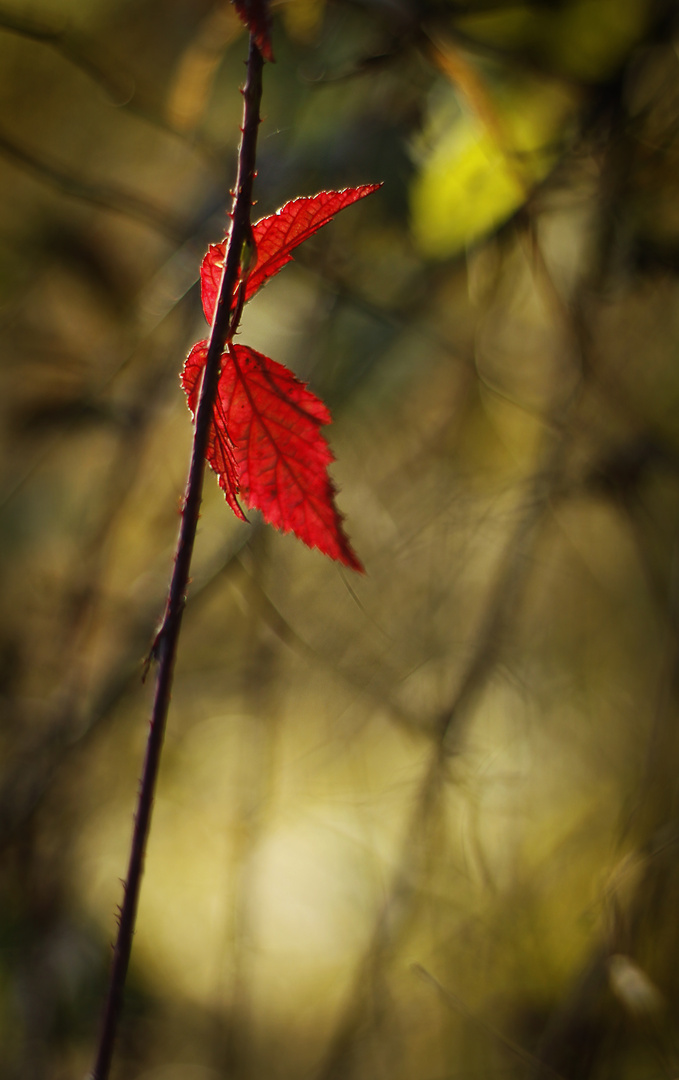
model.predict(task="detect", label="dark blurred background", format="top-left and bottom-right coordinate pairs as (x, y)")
top-left (1, 0), bottom-right (679, 1077)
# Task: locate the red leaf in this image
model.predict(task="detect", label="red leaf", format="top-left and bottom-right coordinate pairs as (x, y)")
top-left (233, 0), bottom-right (274, 62)
top-left (181, 341), bottom-right (246, 522)
top-left (200, 184), bottom-right (382, 326)
top-left (181, 343), bottom-right (364, 571)
top-left (187, 183), bottom-right (381, 569)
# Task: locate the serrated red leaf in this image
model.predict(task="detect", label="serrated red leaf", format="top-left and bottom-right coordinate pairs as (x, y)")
top-left (200, 184), bottom-right (382, 326)
top-left (181, 341), bottom-right (246, 522)
top-left (233, 0), bottom-right (274, 62)
top-left (181, 343), bottom-right (364, 571)
top-left (186, 183), bottom-right (381, 568)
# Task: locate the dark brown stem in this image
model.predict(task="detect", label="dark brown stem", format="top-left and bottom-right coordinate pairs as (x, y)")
top-left (90, 36), bottom-right (264, 1080)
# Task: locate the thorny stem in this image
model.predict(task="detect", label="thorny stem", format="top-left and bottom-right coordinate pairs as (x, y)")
top-left (90, 36), bottom-right (264, 1080)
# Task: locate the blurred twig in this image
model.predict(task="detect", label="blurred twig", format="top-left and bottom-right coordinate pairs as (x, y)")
top-left (0, 3), bottom-right (229, 163)
top-left (414, 965), bottom-right (566, 1080)
top-left (0, 4), bottom-right (135, 104)
top-left (313, 67), bottom-right (658, 1068)
top-left (0, 129), bottom-right (188, 241)
top-left (315, 387), bottom-right (582, 1080)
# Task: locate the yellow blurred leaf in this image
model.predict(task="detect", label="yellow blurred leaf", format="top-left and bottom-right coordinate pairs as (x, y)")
top-left (410, 77), bottom-right (577, 259)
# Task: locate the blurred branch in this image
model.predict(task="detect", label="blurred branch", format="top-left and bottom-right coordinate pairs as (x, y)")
top-left (232, 553), bottom-right (427, 736)
top-left (414, 965), bottom-right (566, 1080)
top-left (0, 4), bottom-right (233, 168)
top-left (0, 129), bottom-right (189, 241)
top-left (0, 4), bottom-right (135, 104)
top-left (528, 831), bottom-right (679, 1080)
top-left (314, 80), bottom-right (658, 1067)
top-left (315, 396), bottom-right (581, 1080)
top-left (0, 521), bottom-right (256, 857)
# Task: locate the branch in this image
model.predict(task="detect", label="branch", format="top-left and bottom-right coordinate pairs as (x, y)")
top-left (0, 130), bottom-right (188, 241)
top-left (0, 5), bottom-right (134, 104)
top-left (89, 35), bottom-right (264, 1080)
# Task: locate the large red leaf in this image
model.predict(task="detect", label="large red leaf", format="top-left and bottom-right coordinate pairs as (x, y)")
top-left (200, 184), bottom-right (382, 326)
top-left (181, 342), bottom-right (364, 571)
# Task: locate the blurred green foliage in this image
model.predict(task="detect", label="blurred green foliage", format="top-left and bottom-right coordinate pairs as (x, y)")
top-left (1, 1), bottom-right (679, 1079)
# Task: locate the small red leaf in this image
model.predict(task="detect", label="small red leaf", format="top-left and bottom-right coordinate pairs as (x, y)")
top-left (233, 0), bottom-right (274, 62)
top-left (200, 184), bottom-right (382, 325)
top-left (181, 342), bottom-right (363, 570)
top-left (200, 242), bottom-right (231, 329)
top-left (181, 341), bottom-right (246, 521)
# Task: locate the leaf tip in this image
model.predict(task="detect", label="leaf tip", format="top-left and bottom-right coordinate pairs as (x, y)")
top-left (340, 544), bottom-right (366, 574)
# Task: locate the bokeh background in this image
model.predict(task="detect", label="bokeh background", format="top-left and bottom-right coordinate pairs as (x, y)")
top-left (1, 0), bottom-right (679, 1077)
